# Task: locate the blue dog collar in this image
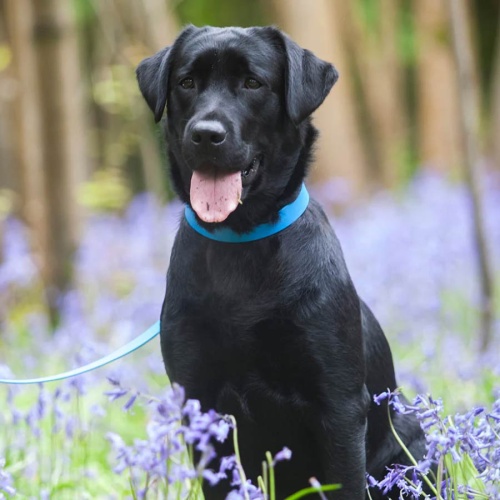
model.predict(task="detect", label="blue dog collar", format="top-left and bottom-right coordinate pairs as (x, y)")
top-left (184, 183), bottom-right (309, 243)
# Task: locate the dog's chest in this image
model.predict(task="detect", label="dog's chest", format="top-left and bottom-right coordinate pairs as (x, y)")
top-left (203, 313), bottom-right (322, 415)
top-left (163, 230), bottom-right (338, 411)
top-left (178, 240), bottom-right (287, 319)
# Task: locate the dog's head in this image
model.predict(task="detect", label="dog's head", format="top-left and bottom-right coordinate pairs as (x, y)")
top-left (137, 25), bottom-right (337, 230)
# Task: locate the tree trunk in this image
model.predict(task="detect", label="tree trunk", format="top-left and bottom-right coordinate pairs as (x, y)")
top-left (5, 0), bottom-right (49, 278)
top-left (271, 0), bottom-right (369, 201)
top-left (492, 7), bottom-right (500, 169)
top-left (0, 0), bottom-right (13, 194)
top-left (139, 0), bottom-right (178, 50)
top-left (134, 0), bottom-right (179, 201)
top-left (31, 0), bottom-right (87, 320)
top-left (415, 0), bottom-right (462, 172)
top-left (448, 0), bottom-right (495, 353)
top-left (343, 0), bottom-right (408, 188)
top-left (97, 0), bottom-right (179, 201)
top-left (0, 0), bottom-right (15, 196)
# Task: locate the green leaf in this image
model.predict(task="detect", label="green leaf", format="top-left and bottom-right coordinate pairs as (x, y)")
top-left (284, 484), bottom-right (342, 500)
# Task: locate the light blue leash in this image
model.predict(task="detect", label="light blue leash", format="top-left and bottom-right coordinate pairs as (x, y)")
top-left (0, 184), bottom-right (309, 385)
top-left (0, 321), bottom-right (160, 385)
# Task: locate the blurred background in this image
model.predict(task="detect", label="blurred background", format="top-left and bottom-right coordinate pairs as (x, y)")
top-left (0, 0), bottom-right (499, 330)
top-left (1, 3), bottom-right (500, 496)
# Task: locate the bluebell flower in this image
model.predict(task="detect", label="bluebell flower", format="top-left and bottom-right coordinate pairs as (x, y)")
top-left (273, 447), bottom-right (292, 464)
top-left (0, 458), bottom-right (15, 497)
top-left (104, 388), bottom-right (128, 401)
top-left (123, 394), bottom-right (138, 411)
top-left (370, 391), bottom-right (500, 498)
top-left (1, 172), bottom-right (499, 497)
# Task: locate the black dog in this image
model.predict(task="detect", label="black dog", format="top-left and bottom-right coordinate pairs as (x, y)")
top-left (137, 25), bottom-right (425, 499)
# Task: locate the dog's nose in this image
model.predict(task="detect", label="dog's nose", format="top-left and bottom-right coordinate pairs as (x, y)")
top-left (191, 120), bottom-right (227, 146)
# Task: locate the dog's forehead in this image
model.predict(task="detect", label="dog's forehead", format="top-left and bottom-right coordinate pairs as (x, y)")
top-left (173, 26), bottom-right (282, 74)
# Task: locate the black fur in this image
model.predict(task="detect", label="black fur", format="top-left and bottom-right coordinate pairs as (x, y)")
top-left (137, 25), bottom-right (425, 499)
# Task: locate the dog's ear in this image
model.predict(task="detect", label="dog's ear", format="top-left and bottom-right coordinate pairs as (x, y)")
top-left (136, 25), bottom-right (196, 123)
top-left (279, 31), bottom-right (339, 125)
top-left (136, 45), bottom-right (171, 123)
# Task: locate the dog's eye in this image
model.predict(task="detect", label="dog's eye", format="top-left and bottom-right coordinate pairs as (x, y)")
top-left (179, 77), bottom-right (195, 89)
top-left (244, 78), bottom-right (262, 90)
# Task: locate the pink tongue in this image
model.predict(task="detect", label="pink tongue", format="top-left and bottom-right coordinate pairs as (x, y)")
top-left (190, 169), bottom-right (242, 223)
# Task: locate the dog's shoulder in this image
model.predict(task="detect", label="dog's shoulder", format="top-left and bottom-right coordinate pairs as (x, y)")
top-left (279, 199), bottom-right (351, 275)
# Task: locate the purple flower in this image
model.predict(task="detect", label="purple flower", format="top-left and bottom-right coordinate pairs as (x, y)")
top-left (309, 477), bottom-right (330, 500)
top-left (226, 479), bottom-right (264, 500)
top-left (1, 172), bottom-right (500, 498)
top-left (373, 391), bottom-right (391, 405)
top-left (373, 388), bottom-right (401, 406)
top-left (107, 376), bottom-right (121, 387)
top-left (104, 388), bottom-right (128, 401)
top-left (366, 473), bottom-right (378, 488)
top-left (209, 418), bottom-right (231, 442)
top-left (0, 458), bottom-right (15, 497)
top-left (106, 382), bottom-right (240, 497)
top-left (369, 392), bottom-right (500, 499)
top-left (273, 447), bottom-right (292, 464)
top-left (202, 468), bottom-right (226, 486)
top-left (123, 394), bottom-right (138, 411)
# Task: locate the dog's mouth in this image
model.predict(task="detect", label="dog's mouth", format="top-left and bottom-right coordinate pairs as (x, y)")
top-left (189, 156), bottom-right (261, 223)
top-left (241, 155), bottom-right (261, 185)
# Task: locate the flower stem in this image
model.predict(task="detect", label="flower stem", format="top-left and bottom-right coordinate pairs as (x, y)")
top-left (386, 404), bottom-right (438, 495)
top-left (229, 415), bottom-right (250, 500)
top-left (266, 452), bottom-right (275, 500)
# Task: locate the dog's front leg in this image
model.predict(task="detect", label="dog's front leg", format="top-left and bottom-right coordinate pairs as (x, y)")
top-left (307, 390), bottom-right (369, 500)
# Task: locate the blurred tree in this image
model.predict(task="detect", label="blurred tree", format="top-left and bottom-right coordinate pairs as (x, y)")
top-left (114, 0), bottom-right (179, 200)
top-left (124, 0), bottom-right (178, 200)
top-left (271, 0), bottom-right (370, 200)
top-left (0, 1), bottom-right (15, 199)
top-left (492, 8), bottom-right (500, 169)
top-left (449, 0), bottom-right (495, 352)
top-left (31, 0), bottom-right (86, 321)
top-left (5, 0), bottom-right (48, 284)
top-left (77, 0), bottom-right (179, 203)
top-left (343, 0), bottom-right (409, 188)
top-left (140, 0), bottom-right (180, 48)
top-left (414, 0), bottom-right (462, 172)
top-left (474, 0), bottom-right (500, 103)
top-left (175, 0), bottom-right (265, 27)
top-left (0, 0), bottom-right (499, 286)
